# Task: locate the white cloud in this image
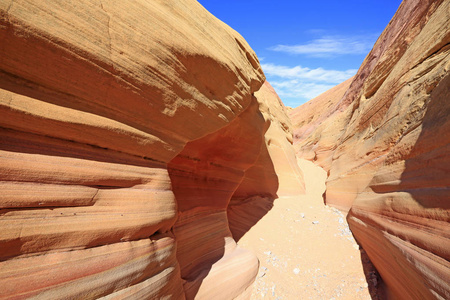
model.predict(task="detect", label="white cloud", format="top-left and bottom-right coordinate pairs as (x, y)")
top-left (270, 35), bottom-right (377, 56)
top-left (260, 63), bottom-right (356, 107)
top-left (270, 80), bottom-right (336, 102)
top-left (261, 63), bottom-right (357, 83)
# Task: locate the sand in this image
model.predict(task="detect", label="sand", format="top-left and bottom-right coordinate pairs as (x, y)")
top-left (238, 159), bottom-right (381, 299)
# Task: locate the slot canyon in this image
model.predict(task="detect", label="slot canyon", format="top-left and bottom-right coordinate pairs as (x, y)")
top-left (0, 0), bottom-right (448, 299)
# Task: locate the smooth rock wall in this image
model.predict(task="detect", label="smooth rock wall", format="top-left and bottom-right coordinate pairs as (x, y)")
top-left (0, 1), bottom-right (300, 299)
top-left (289, 77), bottom-right (353, 168)
top-left (290, 0), bottom-right (450, 298)
top-left (228, 81), bottom-right (305, 241)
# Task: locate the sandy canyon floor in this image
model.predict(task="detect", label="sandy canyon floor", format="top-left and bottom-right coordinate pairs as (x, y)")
top-left (238, 159), bottom-right (381, 299)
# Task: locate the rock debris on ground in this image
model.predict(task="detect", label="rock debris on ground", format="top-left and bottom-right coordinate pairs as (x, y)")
top-left (238, 159), bottom-right (382, 299)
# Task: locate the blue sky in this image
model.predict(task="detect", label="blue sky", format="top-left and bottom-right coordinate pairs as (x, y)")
top-left (197, 0), bottom-right (402, 107)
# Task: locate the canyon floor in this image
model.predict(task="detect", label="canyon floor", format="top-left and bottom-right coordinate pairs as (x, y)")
top-left (238, 159), bottom-right (382, 299)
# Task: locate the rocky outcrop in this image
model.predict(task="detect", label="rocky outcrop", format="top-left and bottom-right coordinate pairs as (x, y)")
top-left (291, 0), bottom-right (450, 298)
top-left (0, 1), bottom-right (302, 299)
top-left (228, 81), bottom-right (305, 241)
top-left (168, 98), bottom-right (265, 299)
top-left (290, 77), bottom-right (353, 169)
top-left (168, 80), bottom-right (305, 298)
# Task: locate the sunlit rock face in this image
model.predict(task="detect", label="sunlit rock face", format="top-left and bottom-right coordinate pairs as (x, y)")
top-left (168, 97), bottom-right (265, 299)
top-left (291, 0), bottom-right (450, 298)
top-left (0, 1), bottom-right (305, 299)
top-left (0, 0), bottom-right (307, 299)
top-left (227, 81), bottom-right (305, 242)
top-left (289, 77), bottom-right (353, 171)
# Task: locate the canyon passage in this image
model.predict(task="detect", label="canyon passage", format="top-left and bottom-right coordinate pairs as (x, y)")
top-left (0, 0), bottom-right (449, 299)
top-left (239, 159), bottom-right (382, 299)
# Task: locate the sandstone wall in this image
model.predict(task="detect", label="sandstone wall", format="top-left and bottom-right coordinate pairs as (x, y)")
top-left (289, 77), bottom-right (353, 169)
top-left (291, 0), bottom-right (450, 298)
top-left (228, 81), bottom-right (305, 241)
top-left (0, 1), bottom-right (301, 299)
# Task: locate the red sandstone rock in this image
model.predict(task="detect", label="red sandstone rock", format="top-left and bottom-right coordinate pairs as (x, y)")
top-left (0, 1), bottom-right (302, 299)
top-left (291, 0), bottom-right (450, 298)
top-left (228, 81), bottom-right (305, 241)
top-left (168, 80), bottom-right (304, 298)
top-left (168, 98), bottom-right (265, 299)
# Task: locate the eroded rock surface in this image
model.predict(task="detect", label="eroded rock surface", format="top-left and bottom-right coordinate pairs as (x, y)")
top-left (290, 77), bottom-right (353, 170)
top-left (228, 81), bottom-right (305, 241)
top-left (291, 0), bottom-right (450, 298)
top-left (0, 1), bottom-right (302, 299)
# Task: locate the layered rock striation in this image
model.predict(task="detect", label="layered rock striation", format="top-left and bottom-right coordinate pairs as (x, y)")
top-left (168, 80), bottom-right (304, 298)
top-left (0, 1), bottom-right (302, 299)
top-left (228, 81), bottom-right (305, 241)
top-left (291, 0), bottom-right (450, 298)
top-left (290, 77), bottom-right (353, 169)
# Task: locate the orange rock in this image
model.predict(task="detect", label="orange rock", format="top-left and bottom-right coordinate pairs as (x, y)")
top-left (0, 234), bottom-right (184, 299)
top-left (257, 81), bottom-right (305, 198)
top-left (228, 81), bottom-right (305, 241)
top-left (168, 81), bottom-right (303, 298)
top-left (289, 77), bottom-right (353, 169)
top-left (167, 97), bottom-right (264, 298)
top-left (0, 0), bottom-right (286, 299)
top-left (291, 0), bottom-right (450, 298)
top-left (0, 0), bottom-right (306, 297)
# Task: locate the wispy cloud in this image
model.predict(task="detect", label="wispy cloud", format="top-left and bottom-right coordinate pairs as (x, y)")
top-left (261, 63), bottom-right (356, 107)
top-left (270, 80), bottom-right (336, 103)
top-left (261, 33), bottom-right (370, 106)
top-left (270, 35), bottom-right (377, 57)
top-left (261, 63), bottom-right (357, 83)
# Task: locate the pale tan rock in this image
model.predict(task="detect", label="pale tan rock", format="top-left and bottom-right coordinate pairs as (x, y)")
top-left (291, 0), bottom-right (450, 298)
top-left (0, 235), bottom-right (185, 299)
top-left (228, 81), bottom-right (305, 241)
top-left (289, 77), bottom-right (353, 166)
top-left (325, 0), bottom-right (450, 214)
top-left (0, 0), bottom-right (305, 298)
top-left (0, 0), bottom-right (264, 162)
top-left (168, 80), bottom-right (303, 297)
top-left (0, 0), bottom-right (271, 299)
top-left (167, 98), bottom-right (266, 298)
top-left (257, 81), bottom-right (305, 198)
